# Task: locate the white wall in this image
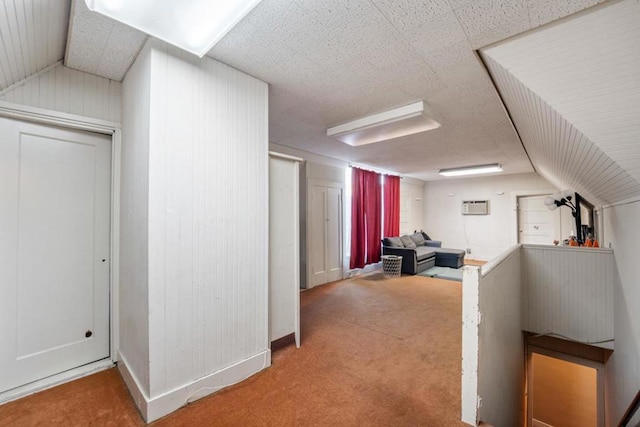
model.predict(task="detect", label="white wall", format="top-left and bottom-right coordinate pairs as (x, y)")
top-left (0, 63), bottom-right (121, 123)
top-left (118, 41), bottom-right (152, 401)
top-left (461, 245), bottom-right (524, 426)
top-left (399, 178), bottom-right (425, 236)
top-left (424, 173), bottom-right (556, 260)
top-left (119, 39), bottom-right (270, 422)
top-left (522, 245), bottom-right (614, 348)
top-left (602, 199), bottom-right (640, 424)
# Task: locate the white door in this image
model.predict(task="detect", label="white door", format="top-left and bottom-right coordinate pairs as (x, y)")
top-left (268, 156), bottom-right (300, 346)
top-left (309, 185), bottom-right (328, 287)
top-left (325, 187), bottom-right (342, 283)
top-left (308, 183), bottom-right (343, 288)
top-left (0, 118), bottom-right (111, 394)
top-left (518, 195), bottom-right (559, 245)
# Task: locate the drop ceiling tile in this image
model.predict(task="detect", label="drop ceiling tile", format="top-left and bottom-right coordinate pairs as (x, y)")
top-left (402, 9), bottom-right (469, 56)
top-left (65, 0), bottom-right (146, 81)
top-left (372, 0), bottom-right (452, 34)
top-left (527, 0), bottom-right (600, 28)
top-left (453, 0), bottom-right (531, 48)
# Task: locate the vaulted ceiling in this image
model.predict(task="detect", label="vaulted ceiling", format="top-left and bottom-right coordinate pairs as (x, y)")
top-left (2, 0), bottom-right (638, 206)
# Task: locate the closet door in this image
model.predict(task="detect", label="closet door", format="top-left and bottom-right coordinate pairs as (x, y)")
top-left (325, 187), bottom-right (342, 282)
top-left (309, 185), bottom-right (328, 287)
top-left (268, 154), bottom-right (301, 347)
top-left (307, 182), bottom-right (343, 288)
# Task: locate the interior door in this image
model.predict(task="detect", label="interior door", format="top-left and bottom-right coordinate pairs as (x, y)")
top-left (0, 118), bottom-right (111, 394)
top-left (325, 187), bottom-right (342, 282)
top-left (309, 185), bottom-right (327, 287)
top-left (518, 195), bottom-right (559, 245)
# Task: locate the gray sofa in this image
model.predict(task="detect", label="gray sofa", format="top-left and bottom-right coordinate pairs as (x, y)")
top-left (381, 231), bottom-right (465, 275)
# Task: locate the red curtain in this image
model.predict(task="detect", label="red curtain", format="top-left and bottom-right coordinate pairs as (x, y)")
top-left (350, 167), bottom-right (382, 269)
top-left (383, 175), bottom-right (400, 237)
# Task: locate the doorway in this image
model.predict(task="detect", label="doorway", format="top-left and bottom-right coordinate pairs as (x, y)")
top-left (527, 348), bottom-right (604, 427)
top-left (0, 118), bottom-right (112, 396)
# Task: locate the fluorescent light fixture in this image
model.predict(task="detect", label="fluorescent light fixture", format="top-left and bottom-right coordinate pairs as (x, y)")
top-left (326, 101), bottom-right (440, 146)
top-left (85, 0), bottom-right (263, 57)
top-left (438, 164), bottom-right (503, 177)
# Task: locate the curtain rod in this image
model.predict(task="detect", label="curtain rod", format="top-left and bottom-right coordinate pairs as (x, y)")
top-left (348, 163), bottom-right (403, 178)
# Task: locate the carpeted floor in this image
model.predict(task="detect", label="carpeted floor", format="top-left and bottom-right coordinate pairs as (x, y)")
top-left (418, 266), bottom-right (463, 282)
top-left (0, 274), bottom-right (466, 426)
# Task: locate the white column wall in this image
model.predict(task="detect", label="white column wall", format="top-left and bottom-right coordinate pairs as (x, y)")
top-left (118, 42), bottom-right (152, 399)
top-left (119, 40), bottom-right (269, 422)
top-left (146, 41), bottom-right (269, 406)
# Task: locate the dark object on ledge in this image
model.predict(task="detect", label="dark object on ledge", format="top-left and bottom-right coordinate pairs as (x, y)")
top-left (381, 231), bottom-right (465, 275)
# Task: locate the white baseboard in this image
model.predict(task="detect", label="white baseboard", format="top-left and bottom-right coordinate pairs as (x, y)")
top-left (0, 358), bottom-right (114, 404)
top-left (118, 349), bottom-right (271, 423)
top-left (117, 352), bottom-right (149, 419)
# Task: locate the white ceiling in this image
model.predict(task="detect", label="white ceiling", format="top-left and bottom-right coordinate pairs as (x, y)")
top-left (65, 0), bottom-right (147, 81)
top-left (482, 0), bottom-right (640, 205)
top-left (1, 0), bottom-right (620, 184)
top-left (58, 0), bottom-right (606, 181)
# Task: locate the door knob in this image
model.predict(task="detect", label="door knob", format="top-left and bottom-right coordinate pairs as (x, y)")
top-left (85, 330), bottom-right (92, 338)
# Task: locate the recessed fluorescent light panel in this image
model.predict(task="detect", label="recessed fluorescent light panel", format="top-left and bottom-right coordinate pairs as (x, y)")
top-left (85, 0), bottom-right (263, 57)
top-left (438, 164), bottom-right (503, 177)
top-left (327, 101), bottom-right (441, 146)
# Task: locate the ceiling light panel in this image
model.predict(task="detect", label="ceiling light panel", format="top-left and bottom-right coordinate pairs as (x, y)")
top-left (85, 0), bottom-right (263, 57)
top-left (327, 101), bottom-right (441, 146)
top-left (439, 164), bottom-right (503, 177)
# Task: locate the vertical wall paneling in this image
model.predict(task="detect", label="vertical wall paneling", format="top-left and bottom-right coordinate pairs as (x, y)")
top-left (269, 153), bottom-right (301, 346)
top-left (118, 42), bottom-right (152, 399)
top-left (522, 245), bottom-right (614, 347)
top-left (0, 63), bottom-right (122, 123)
top-left (0, 0), bottom-right (69, 90)
top-left (476, 245), bottom-right (524, 426)
top-left (601, 200), bottom-right (640, 424)
top-left (461, 265), bottom-right (480, 426)
top-left (481, 0), bottom-right (640, 206)
top-left (141, 40), bottom-right (269, 421)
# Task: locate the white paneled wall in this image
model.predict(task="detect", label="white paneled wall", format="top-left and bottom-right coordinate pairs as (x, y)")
top-left (462, 245), bottom-right (524, 426)
top-left (148, 41), bottom-right (268, 417)
top-left (483, 0), bottom-right (640, 188)
top-left (0, 0), bottom-right (69, 90)
top-left (118, 42), bottom-right (152, 400)
top-left (481, 0), bottom-right (640, 206)
top-left (119, 40), bottom-right (269, 422)
top-left (482, 53), bottom-right (640, 207)
top-left (602, 200), bottom-right (640, 424)
top-left (0, 63), bottom-right (122, 123)
top-left (522, 245), bottom-right (614, 348)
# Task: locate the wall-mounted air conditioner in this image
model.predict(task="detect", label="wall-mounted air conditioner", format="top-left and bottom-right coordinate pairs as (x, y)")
top-left (462, 200), bottom-right (489, 215)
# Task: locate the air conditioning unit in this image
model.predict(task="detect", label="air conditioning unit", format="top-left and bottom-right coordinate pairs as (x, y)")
top-left (462, 200), bottom-right (489, 215)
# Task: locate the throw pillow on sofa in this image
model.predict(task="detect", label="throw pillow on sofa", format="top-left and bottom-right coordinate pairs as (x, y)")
top-left (410, 232), bottom-right (426, 247)
top-left (420, 230), bottom-right (432, 241)
top-left (383, 237), bottom-right (404, 248)
top-left (400, 235), bottom-right (416, 249)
